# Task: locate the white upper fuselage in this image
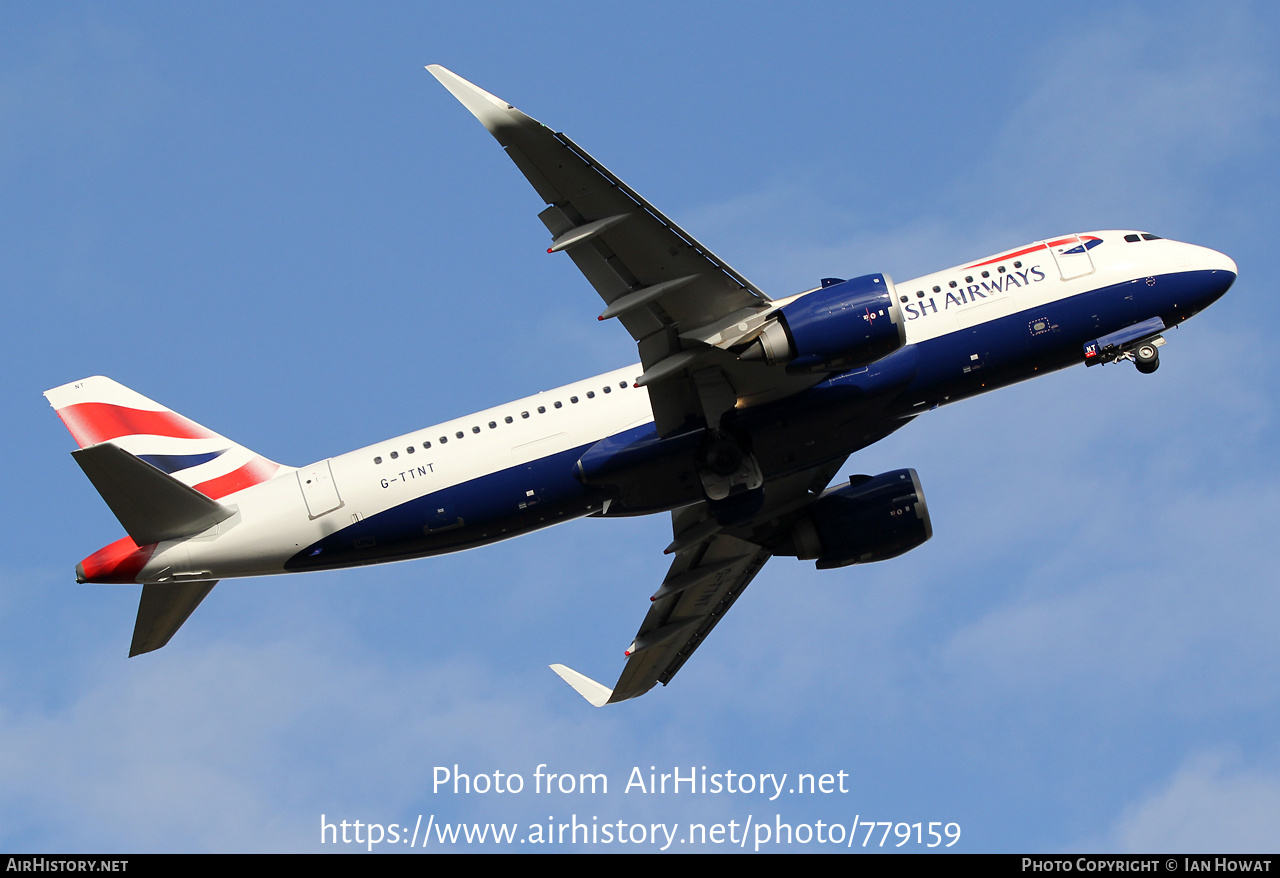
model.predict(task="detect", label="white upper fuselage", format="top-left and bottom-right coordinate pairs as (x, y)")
top-left (898, 232), bottom-right (1233, 344)
top-left (132, 231), bottom-right (1235, 584)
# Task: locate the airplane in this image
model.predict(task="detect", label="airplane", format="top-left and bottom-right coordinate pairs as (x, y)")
top-left (45, 66), bottom-right (1237, 706)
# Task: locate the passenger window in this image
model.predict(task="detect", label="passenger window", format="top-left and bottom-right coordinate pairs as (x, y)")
top-left (554, 401), bottom-right (563, 409)
top-left (949, 281), bottom-right (957, 288)
top-left (472, 426), bottom-right (480, 434)
top-left (423, 442), bottom-right (431, 449)
top-left (537, 406), bottom-right (546, 414)
top-left (407, 446), bottom-right (415, 454)
top-left (603, 386), bottom-right (612, 394)
top-left (570, 396), bottom-right (579, 404)
top-left (456, 431), bottom-right (464, 439)
top-left (586, 391), bottom-right (595, 399)
top-left (932, 285), bottom-right (940, 293)
top-left (1014, 261), bottom-right (1022, 268)
top-left (440, 436), bottom-right (447, 444)
top-left (374, 456), bottom-right (382, 464)
top-left (489, 421), bottom-right (497, 429)
top-left (981, 271), bottom-right (989, 278)
top-left (390, 451), bottom-right (399, 460)
top-left (521, 411), bottom-right (529, 418)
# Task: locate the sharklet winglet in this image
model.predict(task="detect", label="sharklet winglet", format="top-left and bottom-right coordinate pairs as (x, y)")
top-left (548, 663), bottom-right (613, 707)
top-left (426, 65), bottom-right (533, 139)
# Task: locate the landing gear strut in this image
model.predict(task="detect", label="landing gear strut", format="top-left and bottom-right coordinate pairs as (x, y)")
top-left (697, 429), bottom-right (764, 524)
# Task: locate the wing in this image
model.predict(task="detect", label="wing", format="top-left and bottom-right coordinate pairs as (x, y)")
top-left (429, 68), bottom-right (849, 704)
top-left (551, 458), bottom-right (846, 705)
top-left (428, 66), bottom-right (822, 435)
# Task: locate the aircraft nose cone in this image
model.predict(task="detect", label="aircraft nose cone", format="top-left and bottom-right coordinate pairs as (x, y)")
top-left (1189, 245), bottom-right (1237, 309)
top-left (1209, 248), bottom-right (1237, 294)
top-left (1207, 247), bottom-right (1238, 278)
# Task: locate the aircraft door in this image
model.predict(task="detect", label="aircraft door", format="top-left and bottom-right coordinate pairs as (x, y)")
top-left (297, 460), bottom-right (344, 519)
top-left (1046, 235), bottom-right (1096, 280)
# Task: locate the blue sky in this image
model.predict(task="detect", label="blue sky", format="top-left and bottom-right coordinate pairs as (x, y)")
top-left (3, 1), bottom-right (1279, 853)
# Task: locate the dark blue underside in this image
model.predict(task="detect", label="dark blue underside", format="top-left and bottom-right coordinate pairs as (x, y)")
top-left (285, 268), bottom-right (1232, 573)
top-left (285, 444), bottom-right (601, 571)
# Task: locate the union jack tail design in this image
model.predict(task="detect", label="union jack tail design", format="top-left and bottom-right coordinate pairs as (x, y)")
top-left (43, 376), bottom-right (289, 652)
top-left (44, 376), bottom-right (287, 502)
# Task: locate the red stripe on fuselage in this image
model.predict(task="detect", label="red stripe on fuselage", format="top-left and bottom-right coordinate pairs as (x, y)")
top-left (55, 403), bottom-right (216, 448)
top-left (964, 236), bottom-right (1099, 270)
top-left (965, 244), bottom-right (1046, 269)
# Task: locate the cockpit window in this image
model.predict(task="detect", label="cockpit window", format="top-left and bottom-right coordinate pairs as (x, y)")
top-left (1124, 234), bottom-right (1141, 243)
top-left (1141, 233), bottom-right (1162, 241)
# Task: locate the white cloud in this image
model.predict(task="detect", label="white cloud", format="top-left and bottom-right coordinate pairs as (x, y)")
top-left (1102, 752), bottom-right (1280, 853)
top-left (938, 470), bottom-right (1280, 714)
top-left (0, 627), bottom-right (642, 851)
top-left (966, 6), bottom-right (1279, 231)
top-left (679, 5), bottom-right (1279, 294)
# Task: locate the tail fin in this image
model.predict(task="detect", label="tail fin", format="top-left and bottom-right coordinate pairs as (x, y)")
top-left (44, 376), bottom-right (285, 501)
top-left (47, 377), bottom-right (289, 656)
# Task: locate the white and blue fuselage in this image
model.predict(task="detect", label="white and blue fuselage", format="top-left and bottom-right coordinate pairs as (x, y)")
top-left (46, 68), bottom-right (1238, 699)
top-left (121, 231), bottom-right (1233, 584)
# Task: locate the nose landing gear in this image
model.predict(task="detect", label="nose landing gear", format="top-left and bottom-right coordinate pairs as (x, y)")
top-left (1083, 316), bottom-right (1167, 375)
top-left (1133, 342), bottom-right (1160, 374)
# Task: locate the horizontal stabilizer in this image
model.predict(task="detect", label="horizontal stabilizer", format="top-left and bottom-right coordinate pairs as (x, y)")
top-left (548, 664), bottom-right (614, 707)
top-left (130, 581), bottom-right (217, 656)
top-left (72, 443), bottom-right (235, 545)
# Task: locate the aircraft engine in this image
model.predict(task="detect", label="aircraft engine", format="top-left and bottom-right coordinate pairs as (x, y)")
top-left (788, 468), bottom-right (931, 569)
top-left (740, 273), bottom-right (906, 372)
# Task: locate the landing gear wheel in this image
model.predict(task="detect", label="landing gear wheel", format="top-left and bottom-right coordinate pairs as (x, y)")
top-left (696, 428), bottom-right (763, 506)
top-left (700, 436), bottom-right (744, 476)
top-left (1134, 342), bottom-right (1160, 374)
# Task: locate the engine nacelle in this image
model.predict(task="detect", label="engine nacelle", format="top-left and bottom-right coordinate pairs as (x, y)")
top-left (741, 273), bottom-right (906, 372)
top-left (789, 468), bottom-right (931, 569)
